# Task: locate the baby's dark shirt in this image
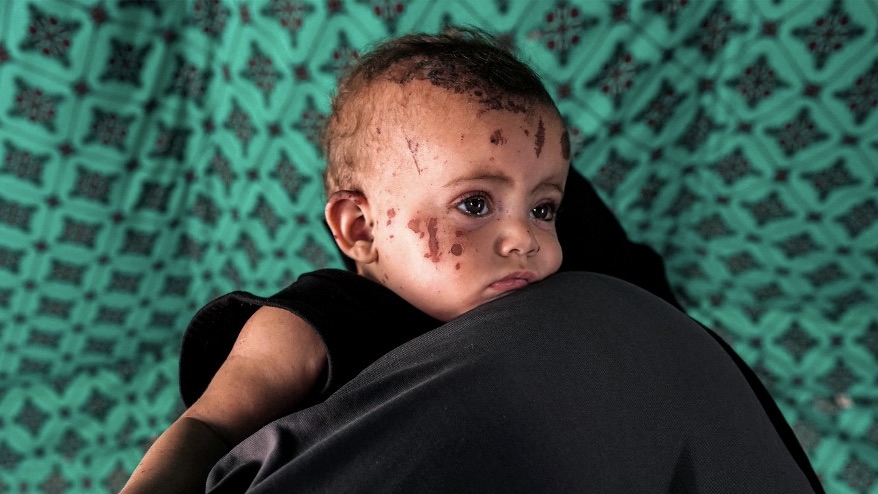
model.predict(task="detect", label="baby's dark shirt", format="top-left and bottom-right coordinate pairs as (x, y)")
top-left (179, 269), bottom-right (441, 408)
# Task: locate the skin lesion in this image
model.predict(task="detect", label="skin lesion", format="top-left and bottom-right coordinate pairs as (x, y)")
top-left (410, 216), bottom-right (461, 265)
top-left (407, 218), bottom-right (425, 238)
top-left (489, 129), bottom-right (506, 145)
top-left (386, 208), bottom-right (396, 226)
top-left (406, 137), bottom-right (422, 174)
top-left (425, 217), bottom-right (440, 262)
top-left (475, 94), bottom-right (529, 116)
top-left (534, 117), bottom-right (545, 158)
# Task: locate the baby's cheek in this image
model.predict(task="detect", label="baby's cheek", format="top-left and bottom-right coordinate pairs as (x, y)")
top-left (410, 216), bottom-right (481, 268)
top-left (445, 226), bottom-right (480, 272)
top-left (407, 216), bottom-right (451, 264)
top-left (447, 227), bottom-right (468, 257)
top-left (544, 235), bottom-right (564, 272)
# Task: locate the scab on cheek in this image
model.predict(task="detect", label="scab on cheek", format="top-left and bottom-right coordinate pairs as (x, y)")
top-left (425, 218), bottom-right (440, 263)
top-left (386, 208), bottom-right (396, 226)
top-left (408, 218), bottom-right (425, 239)
top-left (410, 216), bottom-right (441, 262)
top-left (450, 244), bottom-right (463, 256)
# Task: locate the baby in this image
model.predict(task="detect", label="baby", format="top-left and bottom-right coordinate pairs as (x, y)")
top-left (122, 27), bottom-right (569, 492)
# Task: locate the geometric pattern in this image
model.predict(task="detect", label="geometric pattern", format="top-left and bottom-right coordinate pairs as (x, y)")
top-left (0, 0), bottom-right (876, 492)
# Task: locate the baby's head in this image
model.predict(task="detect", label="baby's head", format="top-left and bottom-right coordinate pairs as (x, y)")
top-left (323, 28), bottom-right (570, 321)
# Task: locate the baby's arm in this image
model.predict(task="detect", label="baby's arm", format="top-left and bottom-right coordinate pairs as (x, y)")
top-left (120, 306), bottom-right (327, 493)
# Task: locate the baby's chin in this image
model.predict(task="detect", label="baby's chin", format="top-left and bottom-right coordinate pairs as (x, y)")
top-left (411, 298), bottom-right (485, 323)
top-left (420, 305), bottom-right (467, 323)
top-left (421, 273), bottom-right (563, 322)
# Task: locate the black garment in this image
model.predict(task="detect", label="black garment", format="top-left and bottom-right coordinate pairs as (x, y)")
top-left (205, 273), bottom-right (822, 493)
top-left (556, 167), bottom-right (682, 310)
top-left (179, 269), bottom-right (441, 407)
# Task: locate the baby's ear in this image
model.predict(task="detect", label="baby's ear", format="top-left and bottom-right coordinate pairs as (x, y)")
top-left (325, 191), bottom-right (378, 264)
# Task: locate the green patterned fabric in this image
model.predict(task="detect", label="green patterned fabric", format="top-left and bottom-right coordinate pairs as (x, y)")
top-left (0, 0), bottom-right (876, 492)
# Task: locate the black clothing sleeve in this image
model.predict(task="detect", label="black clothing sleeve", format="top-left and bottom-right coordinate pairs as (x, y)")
top-left (205, 273), bottom-right (824, 493)
top-left (178, 269), bottom-right (440, 407)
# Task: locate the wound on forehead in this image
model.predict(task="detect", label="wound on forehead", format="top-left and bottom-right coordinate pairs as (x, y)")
top-left (406, 137), bottom-right (422, 174)
top-left (534, 117), bottom-right (545, 158)
top-left (490, 129), bottom-right (506, 145)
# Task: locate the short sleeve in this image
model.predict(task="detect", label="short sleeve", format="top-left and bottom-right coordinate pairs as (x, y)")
top-left (179, 269), bottom-right (441, 407)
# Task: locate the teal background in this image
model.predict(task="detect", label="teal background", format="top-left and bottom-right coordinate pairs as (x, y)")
top-left (1, 0), bottom-right (877, 492)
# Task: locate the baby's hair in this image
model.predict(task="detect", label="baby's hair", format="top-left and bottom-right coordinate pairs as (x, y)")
top-left (322, 26), bottom-right (557, 196)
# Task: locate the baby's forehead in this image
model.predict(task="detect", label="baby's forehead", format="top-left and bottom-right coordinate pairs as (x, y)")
top-left (366, 78), bottom-right (557, 125)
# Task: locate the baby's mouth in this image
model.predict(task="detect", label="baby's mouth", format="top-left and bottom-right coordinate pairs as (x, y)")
top-left (488, 272), bottom-right (536, 292)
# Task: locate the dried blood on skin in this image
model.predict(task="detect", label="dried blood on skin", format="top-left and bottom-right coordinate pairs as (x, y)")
top-left (534, 117), bottom-right (545, 157)
top-left (476, 95), bottom-right (528, 116)
top-left (386, 208), bottom-right (396, 226)
top-left (451, 244), bottom-right (463, 256)
top-left (408, 218), bottom-right (425, 239)
top-left (425, 217), bottom-right (440, 262)
top-left (489, 129), bottom-right (506, 145)
top-left (406, 138), bottom-right (422, 174)
top-left (561, 130), bottom-right (570, 160)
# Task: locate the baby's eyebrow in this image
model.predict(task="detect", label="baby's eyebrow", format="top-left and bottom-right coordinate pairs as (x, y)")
top-left (442, 172), bottom-right (511, 188)
top-left (443, 172), bottom-right (565, 196)
top-left (533, 181), bottom-right (564, 195)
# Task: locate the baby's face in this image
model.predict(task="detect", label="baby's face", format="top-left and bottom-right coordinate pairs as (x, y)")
top-left (360, 83), bottom-right (570, 321)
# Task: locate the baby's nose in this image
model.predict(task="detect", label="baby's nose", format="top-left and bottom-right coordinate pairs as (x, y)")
top-left (495, 216), bottom-right (539, 257)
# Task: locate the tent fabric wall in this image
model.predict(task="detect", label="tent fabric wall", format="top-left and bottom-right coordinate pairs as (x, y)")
top-left (0, 0), bottom-right (876, 492)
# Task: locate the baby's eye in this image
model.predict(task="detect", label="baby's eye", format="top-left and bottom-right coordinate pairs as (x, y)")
top-left (457, 195), bottom-right (491, 216)
top-left (531, 202), bottom-right (557, 221)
